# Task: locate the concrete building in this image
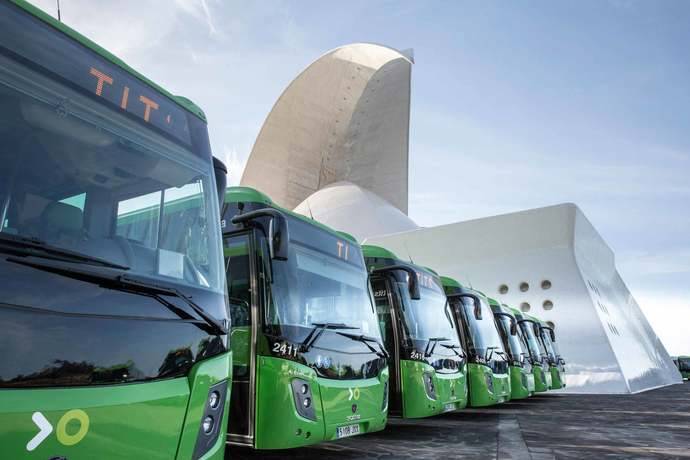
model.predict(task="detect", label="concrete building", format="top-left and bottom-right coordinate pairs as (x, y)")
top-left (240, 43), bottom-right (682, 393)
top-left (241, 43), bottom-right (413, 214)
top-left (366, 205), bottom-right (681, 393)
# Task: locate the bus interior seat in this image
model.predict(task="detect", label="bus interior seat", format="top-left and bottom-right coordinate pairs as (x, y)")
top-left (36, 201), bottom-right (134, 269)
top-left (39, 201), bottom-right (83, 243)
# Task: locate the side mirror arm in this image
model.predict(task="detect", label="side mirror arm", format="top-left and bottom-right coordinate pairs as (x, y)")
top-left (371, 265), bottom-right (420, 300)
top-left (231, 208), bottom-right (290, 260)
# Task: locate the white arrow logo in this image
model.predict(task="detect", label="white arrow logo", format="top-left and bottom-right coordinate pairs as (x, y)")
top-left (27, 411), bottom-right (53, 452)
top-left (348, 388), bottom-right (354, 401)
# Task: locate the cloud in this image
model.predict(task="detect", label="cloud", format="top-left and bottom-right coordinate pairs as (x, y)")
top-left (618, 249), bottom-right (690, 276)
top-left (33, 0), bottom-right (180, 57)
top-left (173, 0), bottom-right (219, 36)
top-left (220, 146), bottom-right (248, 186)
top-left (28, 0), bottom-right (319, 172)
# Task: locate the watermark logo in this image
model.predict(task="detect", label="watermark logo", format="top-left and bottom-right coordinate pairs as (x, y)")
top-left (27, 410), bottom-right (90, 452)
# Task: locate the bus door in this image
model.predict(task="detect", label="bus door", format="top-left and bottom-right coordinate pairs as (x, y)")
top-left (224, 231), bottom-right (256, 442)
top-left (371, 276), bottom-right (402, 415)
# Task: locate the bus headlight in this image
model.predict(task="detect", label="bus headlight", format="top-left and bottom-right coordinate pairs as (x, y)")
top-left (192, 380), bottom-right (227, 460)
top-left (208, 391), bottom-right (220, 409)
top-left (291, 378), bottom-right (316, 421)
top-left (202, 416), bottom-right (214, 434)
top-left (423, 372), bottom-right (437, 400)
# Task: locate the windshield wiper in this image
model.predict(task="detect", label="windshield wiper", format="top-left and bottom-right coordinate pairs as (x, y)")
top-left (300, 322), bottom-right (358, 353)
top-left (0, 233), bottom-right (129, 270)
top-left (336, 331), bottom-right (390, 359)
top-left (7, 256), bottom-right (227, 336)
top-left (494, 350), bottom-right (509, 362)
top-left (424, 337), bottom-right (451, 357)
top-left (484, 346), bottom-right (499, 362)
top-left (440, 343), bottom-right (466, 360)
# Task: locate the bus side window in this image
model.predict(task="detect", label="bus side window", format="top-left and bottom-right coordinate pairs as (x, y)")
top-left (116, 191), bottom-right (161, 248)
top-left (224, 235), bottom-right (251, 327)
top-left (225, 234), bottom-right (251, 384)
top-left (258, 239), bottom-right (275, 327)
top-left (59, 193), bottom-right (86, 211)
top-left (371, 278), bottom-right (393, 352)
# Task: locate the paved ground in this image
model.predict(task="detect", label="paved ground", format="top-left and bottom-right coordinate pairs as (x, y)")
top-left (227, 382), bottom-right (690, 459)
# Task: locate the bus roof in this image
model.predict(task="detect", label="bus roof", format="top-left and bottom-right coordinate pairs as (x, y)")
top-left (440, 277), bottom-right (490, 301)
top-left (440, 276), bottom-right (463, 290)
top-left (12, 0), bottom-right (207, 122)
top-left (336, 230), bottom-right (358, 243)
top-left (524, 313), bottom-right (546, 325)
top-left (362, 245), bottom-right (441, 280)
top-left (224, 186), bottom-right (358, 244)
top-left (362, 244), bottom-right (399, 261)
top-left (423, 266), bottom-right (439, 276)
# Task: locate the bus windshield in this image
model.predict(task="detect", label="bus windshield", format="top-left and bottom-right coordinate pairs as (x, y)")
top-left (266, 241), bottom-right (381, 343)
top-left (0, 55), bottom-right (224, 293)
top-left (519, 320), bottom-right (544, 362)
top-left (540, 327), bottom-right (557, 362)
top-left (395, 276), bottom-right (460, 347)
top-left (457, 295), bottom-right (504, 360)
top-left (679, 358), bottom-right (690, 372)
top-left (496, 314), bottom-right (525, 363)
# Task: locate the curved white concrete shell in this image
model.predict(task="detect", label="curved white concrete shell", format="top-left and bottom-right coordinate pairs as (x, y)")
top-left (241, 43), bottom-right (413, 213)
top-left (237, 42), bottom-right (678, 394)
top-left (293, 181), bottom-right (418, 242)
top-left (365, 204), bottom-right (682, 394)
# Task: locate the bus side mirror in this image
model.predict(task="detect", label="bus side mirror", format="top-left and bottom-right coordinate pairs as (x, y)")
top-left (212, 157), bottom-right (227, 211)
top-left (510, 320), bottom-right (518, 336)
top-left (549, 329), bottom-right (556, 342)
top-left (268, 213), bottom-right (289, 261)
top-left (231, 208), bottom-right (290, 261)
top-left (408, 273), bottom-right (421, 300)
top-left (459, 295), bottom-right (481, 319)
top-left (371, 265), bottom-right (420, 300)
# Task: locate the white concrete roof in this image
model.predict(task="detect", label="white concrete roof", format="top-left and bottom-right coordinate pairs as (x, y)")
top-left (293, 181), bottom-right (417, 242)
top-left (241, 43), bottom-right (412, 213)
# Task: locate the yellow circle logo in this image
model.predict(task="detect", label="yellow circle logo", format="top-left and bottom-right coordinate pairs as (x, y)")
top-left (56, 409), bottom-right (89, 446)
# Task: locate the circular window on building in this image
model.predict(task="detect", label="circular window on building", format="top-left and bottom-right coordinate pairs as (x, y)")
top-left (546, 321), bottom-right (555, 330)
top-left (543, 300), bottom-right (554, 310)
top-left (541, 279), bottom-right (552, 290)
top-left (519, 282), bottom-right (529, 292)
top-left (498, 284), bottom-right (509, 295)
top-left (520, 302), bottom-right (531, 312)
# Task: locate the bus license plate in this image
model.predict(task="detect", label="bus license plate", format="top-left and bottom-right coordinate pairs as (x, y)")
top-left (336, 424), bottom-right (360, 439)
top-left (444, 403), bottom-right (456, 412)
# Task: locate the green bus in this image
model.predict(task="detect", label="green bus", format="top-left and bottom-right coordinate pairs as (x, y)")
top-left (537, 320), bottom-right (566, 390)
top-left (441, 277), bottom-right (511, 406)
top-left (512, 309), bottom-right (551, 392)
top-left (221, 187), bottom-right (388, 449)
top-left (363, 246), bottom-right (467, 418)
top-left (0, 1), bottom-right (231, 459)
top-left (673, 356), bottom-right (690, 380)
top-left (488, 300), bottom-right (535, 399)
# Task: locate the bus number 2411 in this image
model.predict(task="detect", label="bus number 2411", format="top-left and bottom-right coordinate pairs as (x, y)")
top-left (272, 342), bottom-right (298, 358)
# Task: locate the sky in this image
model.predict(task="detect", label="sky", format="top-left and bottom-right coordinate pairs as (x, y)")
top-left (32, 0), bottom-right (689, 355)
